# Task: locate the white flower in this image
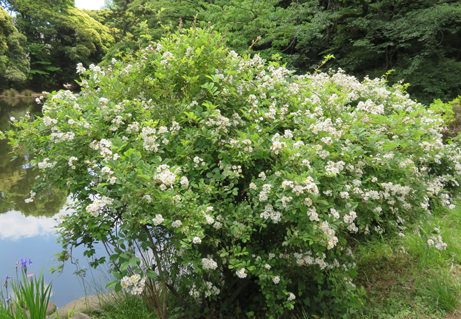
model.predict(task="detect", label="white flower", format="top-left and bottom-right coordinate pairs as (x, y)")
top-left (281, 196), bottom-right (292, 207)
top-left (180, 176), bottom-right (189, 187)
top-left (236, 268), bottom-right (247, 279)
top-left (153, 214), bottom-right (164, 226)
top-left (172, 220), bottom-right (182, 228)
top-left (205, 214), bottom-right (215, 225)
top-left (287, 293), bottom-right (296, 301)
top-left (258, 172), bottom-right (266, 181)
top-left (99, 97), bottom-right (110, 104)
top-left (202, 258), bottom-right (218, 270)
top-left (259, 192), bottom-right (268, 202)
top-left (143, 195), bottom-right (152, 203)
top-left (76, 63), bottom-right (86, 73)
top-left (193, 236), bottom-right (201, 244)
top-left (272, 276), bottom-right (280, 284)
top-left (264, 264), bottom-right (271, 270)
top-left (155, 169), bottom-right (176, 187)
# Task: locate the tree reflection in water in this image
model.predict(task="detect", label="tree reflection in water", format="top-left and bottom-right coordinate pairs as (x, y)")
top-left (0, 97), bottom-right (67, 218)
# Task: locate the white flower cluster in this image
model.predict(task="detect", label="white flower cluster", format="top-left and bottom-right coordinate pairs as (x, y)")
top-left (154, 165), bottom-right (176, 189)
top-left (236, 268), bottom-right (247, 279)
top-left (68, 156), bottom-right (78, 169)
top-left (202, 258), bottom-right (218, 270)
top-left (204, 214), bottom-right (214, 225)
top-left (43, 116), bottom-right (58, 126)
top-left (99, 97), bottom-right (110, 105)
top-left (50, 132), bottom-right (75, 143)
top-left (325, 160), bottom-right (345, 176)
top-left (282, 177), bottom-right (319, 197)
top-left (205, 110), bottom-right (232, 135)
top-left (189, 281), bottom-right (220, 299)
top-left (193, 156), bottom-right (205, 168)
top-left (180, 176), bottom-right (189, 188)
top-left (76, 63), bottom-right (86, 73)
top-left (85, 196), bottom-right (113, 217)
top-left (306, 206), bottom-right (319, 221)
top-left (143, 194), bottom-right (152, 203)
top-left (270, 140), bottom-right (287, 155)
top-left (37, 158), bottom-right (57, 170)
top-left (170, 121), bottom-right (180, 133)
top-left (343, 211), bottom-right (357, 224)
top-left (427, 235), bottom-right (447, 250)
top-left (89, 139), bottom-right (114, 161)
top-left (172, 220), bottom-right (182, 228)
top-left (259, 204), bottom-right (282, 223)
top-left (141, 127), bottom-right (159, 152)
top-left (126, 122), bottom-right (140, 133)
top-left (319, 221), bottom-right (339, 249)
top-left (281, 196), bottom-right (293, 208)
top-left (356, 99), bottom-right (384, 115)
top-left (152, 214), bottom-right (164, 226)
top-left (120, 274), bottom-right (146, 295)
top-left (204, 281), bottom-right (220, 297)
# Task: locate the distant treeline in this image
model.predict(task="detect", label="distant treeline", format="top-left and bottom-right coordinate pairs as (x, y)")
top-left (1, 0), bottom-right (460, 104)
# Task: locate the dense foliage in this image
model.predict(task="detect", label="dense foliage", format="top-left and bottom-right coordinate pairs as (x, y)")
top-left (6, 27), bottom-right (461, 317)
top-left (0, 8), bottom-right (29, 89)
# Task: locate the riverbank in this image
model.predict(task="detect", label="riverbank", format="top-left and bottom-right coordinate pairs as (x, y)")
top-left (49, 292), bottom-right (120, 319)
top-left (0, 89), bottom-right (42, 99)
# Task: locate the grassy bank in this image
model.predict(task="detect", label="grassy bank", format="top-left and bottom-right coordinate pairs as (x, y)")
top-left (82, 200), bottom-right (461, 319)
top-left (355, 200), bottom-right (461, 318)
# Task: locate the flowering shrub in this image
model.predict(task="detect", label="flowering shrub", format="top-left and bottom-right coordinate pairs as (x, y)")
top-left (5, 26), bottom-right (461, 317)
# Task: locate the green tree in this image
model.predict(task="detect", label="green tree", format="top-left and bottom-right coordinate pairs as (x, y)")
top-left (0, 0), bottom-right (73, 14)
top-left (0, 8), bottom-right (29, 89)
top-left (197, 0), bottom-right (461, 104)
top-left (14, 6), bottom-right (115, 90)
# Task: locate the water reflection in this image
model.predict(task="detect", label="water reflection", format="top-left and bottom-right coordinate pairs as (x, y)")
top-left (0, 210), bottom-right (58, 240)
top-left (0, 97), bottom-right (67, 218)
top-left (0, 98), bottom-right (109, 308)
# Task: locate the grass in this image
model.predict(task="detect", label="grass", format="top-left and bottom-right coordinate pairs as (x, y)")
top-left (85, 293), bottom-right (157, 319)
top-left (74, 201), bottom-right (461, 319)
top-left (354, 200), bottom-right (461, 318)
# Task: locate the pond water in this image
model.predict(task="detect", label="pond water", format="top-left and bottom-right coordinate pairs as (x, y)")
top-left (0, 97), bottom-right (109, 309)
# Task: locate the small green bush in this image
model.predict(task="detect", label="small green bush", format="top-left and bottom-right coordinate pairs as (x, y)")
top-left (430, 97), bottom-right (461, 143)
top-left (5, 26), bottom-right (461, 318)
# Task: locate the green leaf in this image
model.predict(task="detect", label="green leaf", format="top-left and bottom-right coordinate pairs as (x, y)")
top-left (106, 280), bottom-right (118, 289)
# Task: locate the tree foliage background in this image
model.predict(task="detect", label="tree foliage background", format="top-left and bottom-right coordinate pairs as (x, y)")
top-left (1, 0), bottom-right (460, 104)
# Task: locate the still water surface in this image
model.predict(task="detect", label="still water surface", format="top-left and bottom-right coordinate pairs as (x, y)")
top-left (0, 97), bottom-right (109, 308)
